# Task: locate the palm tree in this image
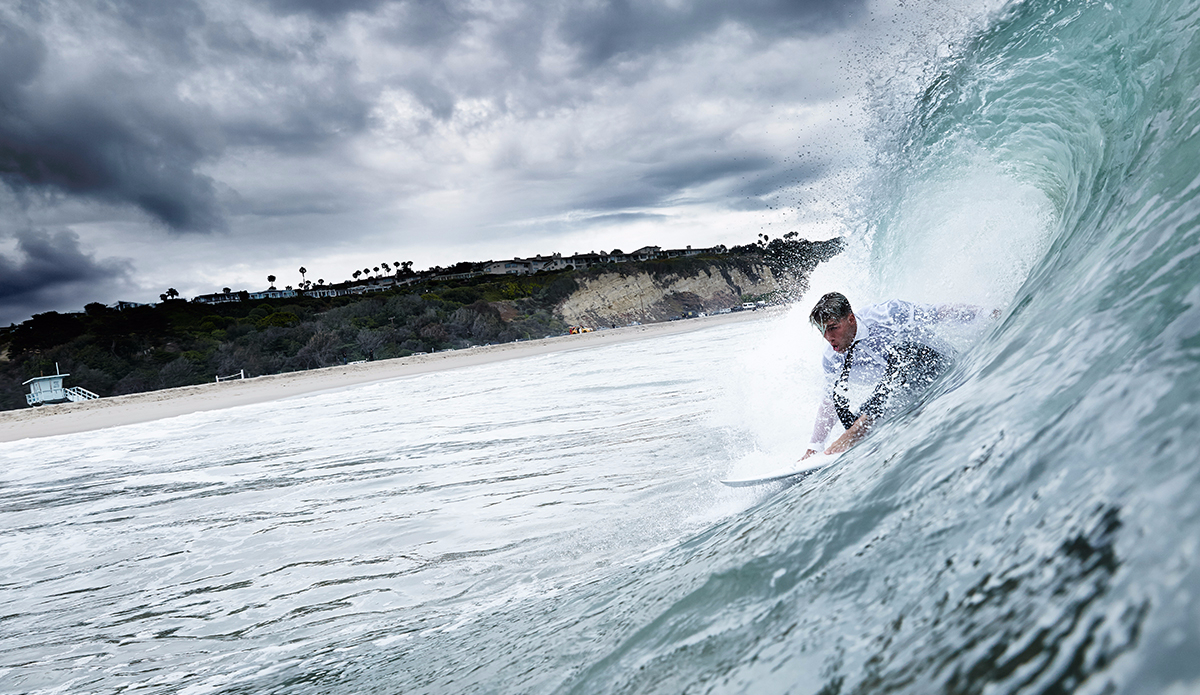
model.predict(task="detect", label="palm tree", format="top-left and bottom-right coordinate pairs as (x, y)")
top-left (298, 267), bottom-right (307, 286)
top-left (353, 270), bottom-right (362, 281)
top-left (267, 274), bottom-right (276, 289)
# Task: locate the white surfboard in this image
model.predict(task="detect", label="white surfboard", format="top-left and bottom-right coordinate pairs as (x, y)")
top-left (719, 456), bottom-right (837, 488)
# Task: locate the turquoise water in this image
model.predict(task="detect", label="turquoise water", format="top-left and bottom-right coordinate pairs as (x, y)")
top-left (6, 0), bottom-right (1200, 691)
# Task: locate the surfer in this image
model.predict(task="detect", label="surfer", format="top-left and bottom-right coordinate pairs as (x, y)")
top-left (801, 292), bottom-right (995, 459)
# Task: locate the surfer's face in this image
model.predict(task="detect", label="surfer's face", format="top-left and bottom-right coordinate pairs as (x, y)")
top-left (823, 313), bottom-right (856, 353)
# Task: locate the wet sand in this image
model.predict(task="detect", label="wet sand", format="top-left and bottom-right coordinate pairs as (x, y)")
top-left (0, 308), bottom-right (782, 443)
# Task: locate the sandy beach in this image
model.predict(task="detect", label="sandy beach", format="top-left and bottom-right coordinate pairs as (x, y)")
top-left (0, 308), bottom-right (782, 443)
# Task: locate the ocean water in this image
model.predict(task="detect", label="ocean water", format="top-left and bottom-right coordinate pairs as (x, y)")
top-left (6, 0), bottom-right (1200, 691)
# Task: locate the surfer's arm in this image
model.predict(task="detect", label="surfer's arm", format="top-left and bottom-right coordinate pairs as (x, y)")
top-left (826, 413), bottom-right (871, 454)
top-left (802, 397), bottom-right (837, 460)
top-left (827, 376), bottom-right (890, 454)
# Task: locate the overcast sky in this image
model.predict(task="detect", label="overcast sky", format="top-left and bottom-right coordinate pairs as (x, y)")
top-left (0, 0), bottom-right (993, 325)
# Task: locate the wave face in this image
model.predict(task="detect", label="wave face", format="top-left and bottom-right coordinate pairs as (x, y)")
top-left (553, 0), bottom-right (1200, 691)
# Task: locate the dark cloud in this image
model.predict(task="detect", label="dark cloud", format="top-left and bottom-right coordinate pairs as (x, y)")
top-left (262, 0), bottom-right (394, 19)
top-left (363, 0), bottom-right (859, 120)
top-left (400, 75), bottom-right (460, 121)
top-left (731, 158), bottom-right (827, 197)
top-left (0, 5), bottom-right (374, 231)
top-left (561, 0), bottom-right (866, 68)
top-left (104, 0), bottom-right (209, 63)
top-left (373, 0), bottom-right (465, 47)
top-left (0, 14), bottom-right (42, 91)
top-left (0, 228), bottom-right (134, 325)
top-left (571, 151), bottom-right (807, 213)
top-left (0, 15), bottom-right (223, 231)
top-left (642, 153), bottom-right (776, 192)
top-left (583, 212), bottom-right (668, 225)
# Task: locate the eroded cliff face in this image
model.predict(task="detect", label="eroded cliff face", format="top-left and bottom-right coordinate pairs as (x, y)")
top-left (556, 263), bottom-right (795, 326)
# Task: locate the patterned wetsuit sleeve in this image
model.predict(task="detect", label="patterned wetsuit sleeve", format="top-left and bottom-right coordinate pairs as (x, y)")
top-left (858, 372), bottom-right (893, 423)
top-left (857, 342), bottom-right (913, 423)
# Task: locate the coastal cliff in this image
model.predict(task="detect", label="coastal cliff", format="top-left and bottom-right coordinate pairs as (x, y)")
top-left (556, 262), bottom-right (786, 326)
top-left (555, 237), bottom-right (844, 326)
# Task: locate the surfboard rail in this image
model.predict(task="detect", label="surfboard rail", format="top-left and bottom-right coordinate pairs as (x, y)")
top-left (719, 458), bottom-right (836, 487)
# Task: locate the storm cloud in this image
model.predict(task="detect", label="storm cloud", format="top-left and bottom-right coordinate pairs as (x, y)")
top-left (0, 1), bottom-right (374, 232)
top-left (562, 0), bottom-right (862, 67)
top-left (0, 13), bottom-right (223, 231)
top-left (0, 228), bottom-right (134, 325)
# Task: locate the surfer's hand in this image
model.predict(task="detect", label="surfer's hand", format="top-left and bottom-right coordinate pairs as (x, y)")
top-left (801, 449), bottom-right (818, 461)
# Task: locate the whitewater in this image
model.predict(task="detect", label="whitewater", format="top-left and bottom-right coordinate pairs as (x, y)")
top-left (5, 0), bottom-right (1200, 691)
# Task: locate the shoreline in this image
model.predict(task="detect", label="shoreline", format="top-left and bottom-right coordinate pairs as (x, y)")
top-left (0, 308), bottom-right (784, 443)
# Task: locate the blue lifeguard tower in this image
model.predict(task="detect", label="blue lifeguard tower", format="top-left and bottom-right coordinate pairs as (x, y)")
top-left (24, 365), bottom-right (100, 406)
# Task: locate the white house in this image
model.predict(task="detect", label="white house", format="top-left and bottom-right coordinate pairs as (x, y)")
top-left (248, 288), bottom-right (299, 300)
top-left (484, 259), bottom-right (533, 275)
top-left (484, 253), bottom-right (570, 276)
top-left (629, 246), bottom-right (663, 261)
top-left (192, 291), bottom-right (246, 304)
top-left (112, 300), bottom-right (153, 310)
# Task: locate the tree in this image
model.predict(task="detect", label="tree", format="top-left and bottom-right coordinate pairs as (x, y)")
top-left (299, 267), bottom-right (307, 283)
top-left (223, 287), bottom-right (231, 294)
top-left (166, 288), bottom-right (179, 300)
top-left (353, 270), bottom-right (362, 281)
top-left (267, 274), bottom-right (277, 289)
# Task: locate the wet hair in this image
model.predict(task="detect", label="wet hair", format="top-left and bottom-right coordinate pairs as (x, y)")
top-left (809, 292), bottom-right (853, 329)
